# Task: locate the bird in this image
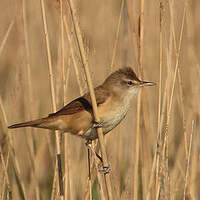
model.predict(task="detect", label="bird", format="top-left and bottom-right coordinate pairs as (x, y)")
top-left (8, 67), bottom-right (155, 141)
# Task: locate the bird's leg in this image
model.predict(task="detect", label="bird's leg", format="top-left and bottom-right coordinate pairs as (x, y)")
top-left (94, 150), bottom-right (111, 174)
top-left (98, 166), bottom-right (111, 174)
top-left (85, 139), bottom-right (92, 146)
top-left (98, 163), bottom-right (111, 174)
top-left (95, 151), bottom-right (103, 163)
top-left (86, 141), bottom-right (111, 174)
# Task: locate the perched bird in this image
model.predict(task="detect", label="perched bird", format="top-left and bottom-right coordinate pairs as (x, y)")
top-left (8, 67), bottom-right (155, 140)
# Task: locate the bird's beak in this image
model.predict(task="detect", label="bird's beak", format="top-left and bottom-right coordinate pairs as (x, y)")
top-left (139, 81), bottom-right (156, 87)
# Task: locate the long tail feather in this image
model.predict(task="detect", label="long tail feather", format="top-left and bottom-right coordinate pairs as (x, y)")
top-left (8, 119), bottom-right (44, 129)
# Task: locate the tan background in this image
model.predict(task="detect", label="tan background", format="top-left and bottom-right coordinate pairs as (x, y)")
top-left (0, 0), bottom-right (200, 199)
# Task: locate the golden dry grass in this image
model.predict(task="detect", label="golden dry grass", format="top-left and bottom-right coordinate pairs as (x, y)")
top-left (0, 0), bottom-right (200, 199)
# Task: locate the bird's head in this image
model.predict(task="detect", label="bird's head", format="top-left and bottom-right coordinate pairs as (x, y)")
top-left (103, 67), bottom-right (156, 98)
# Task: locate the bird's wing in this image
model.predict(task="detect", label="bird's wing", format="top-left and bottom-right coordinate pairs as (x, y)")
top-left (48, 86), bottom-right (109, 117)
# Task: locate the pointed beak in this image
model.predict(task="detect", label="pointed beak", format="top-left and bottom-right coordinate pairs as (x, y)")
top-left (139, 81), bottom-right (156, 87)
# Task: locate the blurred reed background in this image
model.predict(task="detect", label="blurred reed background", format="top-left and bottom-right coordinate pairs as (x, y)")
top-left (0, 0), bottom-right (200, 199)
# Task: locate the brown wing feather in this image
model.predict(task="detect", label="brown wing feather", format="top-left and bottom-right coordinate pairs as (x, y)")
top-left (48, 86), bottom-right (109, 117)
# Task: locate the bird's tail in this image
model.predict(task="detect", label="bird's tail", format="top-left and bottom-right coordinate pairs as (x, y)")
top-left (8, 118), bottom-right (45, 129)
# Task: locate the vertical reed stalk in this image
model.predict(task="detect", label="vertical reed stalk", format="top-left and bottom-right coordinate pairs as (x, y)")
top-left (22, 1), bottom-right (40, 198)
top-left (59, 1), bottom-right (70, 199)
top-left (134, 92), bottom-right (141, 200)
top-left (110, 0), bottom-right (124, 71)
top-left (67, 0), bottom-right (113, 199)
top-left (63, 66), bottom-right (71, 200)
top-left (0, 146), bottom-right (12, 199)
top-left (183, 120), bottom-right (194, 200)
top-left (125, 0), bottom-right (140, 66)
top-left (0, 20), bottom-right (14, 200)
top-left (134, 0), bottom-right (144, 199)
top-left (40, 0), bottom-right (63, 197)
top-left (0, 100), bottom-right (12, 199)
top-left (64, 15), bottom-right (107, 199)
top-left (146, 3), bottom-right (163, 199)
top-left (155, 2), bottom-right (164, 199)
top-left (64, 6), bottom-right (107, 199)
top-left (63, 16), bottom-right (84, 95)
top-left (160, 0), bottom-right (187, 198)
top-left (169, 0), bottom-right (188, 160)
top-left (177, 70), bottom-right (188, 158)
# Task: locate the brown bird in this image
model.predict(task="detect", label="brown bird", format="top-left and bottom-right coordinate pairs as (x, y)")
top-left (8, 67), bottom-right (155, 140)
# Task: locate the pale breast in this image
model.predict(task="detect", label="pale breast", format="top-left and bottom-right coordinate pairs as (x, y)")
top-left (101, 101), bottom-right (129, 134)
top-left (82, 95), bottom-right (130, 140)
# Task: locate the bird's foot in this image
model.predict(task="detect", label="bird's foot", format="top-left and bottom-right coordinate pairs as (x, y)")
top-left (85, 141), bottom-right (111, 174)
top-left (92, 120), bottom-right (103, 128)
top-left (98, 165), bottom-right (111, 174)
top-left (85, 139), bottom-right (92, 146)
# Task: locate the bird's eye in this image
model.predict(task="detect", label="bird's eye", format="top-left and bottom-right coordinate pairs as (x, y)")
top-left (127, 81), bottom-right (133, 85)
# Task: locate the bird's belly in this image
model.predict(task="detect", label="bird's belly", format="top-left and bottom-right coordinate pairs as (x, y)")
top-left (82, 109), bottom-right (127, 140)
top-left (102, 112), bottom-right (126, 133)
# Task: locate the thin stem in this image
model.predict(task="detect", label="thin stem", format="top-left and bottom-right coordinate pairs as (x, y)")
top-left (0, 146), bottom-right (12, 199)
top-left (0, 20), bottom-right (14, 56)
top-left (40, 0), bottom-right (63, 197)
top-left (67, 0), bottom-right (113, 199)
top-left (87, 147), bottom-right (92, 200)
top-left (63, 16), bottom-right (84, 95)
top-left (22, 0), bottom-right (40, 198)
top-left (134, 0), bottom-right (144, 199)
top-left (110, 0), bottom-right (124, 71)
top-left (183, 120), bottom-right (194, 200)
top-left (64, 15), bottom-right (107, 199)
top-left (134, 91), bottom-right (141, 200)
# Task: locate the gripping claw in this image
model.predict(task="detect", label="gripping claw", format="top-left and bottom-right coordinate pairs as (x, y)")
top-left (98, 165), bottom-right (111, 174)
top-left (92, 120), bottom-right (103, 128)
